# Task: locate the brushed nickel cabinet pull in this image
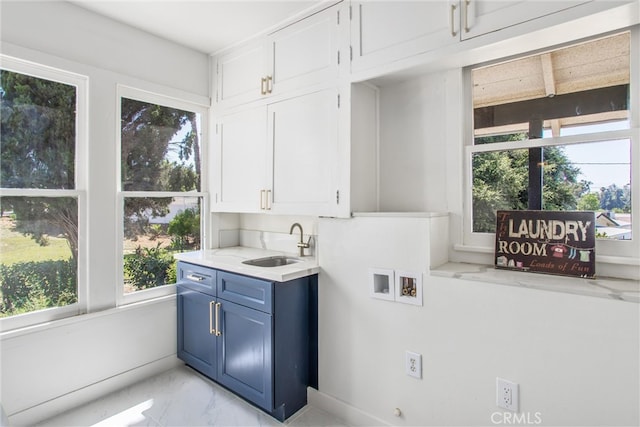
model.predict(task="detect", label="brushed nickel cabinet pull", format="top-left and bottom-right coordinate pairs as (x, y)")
top-left (266, 75), bottom-right (273, 94)
top-left (260, 77), bottom-right (267, 95)
top-left (450, 3), bottom-right (457, 37)
top-left (464, 0), bottom-right (471, 33)
top-left (215, 302), bottom-right (221, 336)
top-left (209, 301), bottom-right (218, 336)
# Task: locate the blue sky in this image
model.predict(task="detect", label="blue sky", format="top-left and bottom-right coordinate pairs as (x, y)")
top-left (545, 121), bottom-right (631, 190)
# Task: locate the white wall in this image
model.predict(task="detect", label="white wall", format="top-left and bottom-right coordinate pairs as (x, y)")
top-left (317, 240), bottom-right (639, 425)
top-left (378, 73), bottom-right (448, 213)
top-left (0, 2), bottom-right (209, 424)
top-left (1, 298), bottom-right (179, 426)
top-left (0, 1), bottom-right (209, 96)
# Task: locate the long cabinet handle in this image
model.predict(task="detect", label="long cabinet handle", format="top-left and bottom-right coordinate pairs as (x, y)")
top-left (260, 189), bottom-right (266, 210)
top-left (266, 189), bottom-right (272, 210)
top-left (209, 300), bottom-right (216, 335)
top-left (215, 302), bottom-right (222, 337)
top-left (450, 3), bottom-right (457, 37)
top-left (464, 0), bottom-right (471, 33)
top-left (187, 273), bottom-right (206, 282)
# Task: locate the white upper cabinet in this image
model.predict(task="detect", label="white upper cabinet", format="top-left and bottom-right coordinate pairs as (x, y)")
top-left (214, 3), bottom-right (340, 109)
top-left (212, 106), bottom-right (268, 212)
top-left (350, 1), bottom-right (459, 73)
top-left (269, 6), bottom-right (340, 95)
top-left (461, 0), bottom-right (590, 40)
top-left (268, 89), bottom-right (338, 216)
top-left (212, 89), bottom-right (339, 216)
top-left (214, 41), bottom-right (267, 108)
top-left (350, 0), bottom-right (598, 74)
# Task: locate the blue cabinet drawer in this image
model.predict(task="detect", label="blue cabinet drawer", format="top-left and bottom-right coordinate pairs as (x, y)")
top-left (177, 262), bottom-right (216, 296)
top-left (217, 271), bottom-right (273, 313)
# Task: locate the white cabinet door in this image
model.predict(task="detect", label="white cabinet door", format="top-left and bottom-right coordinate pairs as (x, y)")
top-left (212, 90), bottom-right (339, 216)
top-left (215, 40), bottom-right (267, 108)
top-left (461, 0), bottom-right (590, 40)
top-left (269, 4), bottom-right (340, 95)
top-left (351, 1), bottom-right (459, 73)
top-left (214, 4), bottom-right (340, 109)
top-left (267, 89), bottom-right (338, 216)
top-left (212, 106), bottom-right (267, 212)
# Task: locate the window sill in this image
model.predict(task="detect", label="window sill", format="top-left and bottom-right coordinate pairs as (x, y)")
top-left (431, 262), bottom-right (639, 303)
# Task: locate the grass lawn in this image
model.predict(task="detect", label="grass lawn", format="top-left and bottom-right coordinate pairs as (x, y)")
top-left (0, 217), bottom-right (72, 265)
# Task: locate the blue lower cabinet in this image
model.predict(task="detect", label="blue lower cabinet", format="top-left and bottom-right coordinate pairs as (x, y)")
top-left (176, 262), bottom-right (317, 421)
top-left (176, 285), bottom-right (218, 379)
top-left (217, 301), bottom-right (273, 411)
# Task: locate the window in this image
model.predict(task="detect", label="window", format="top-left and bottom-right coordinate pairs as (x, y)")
top-left (466, 32), bottom-right (636, 257)
top-left (0, 57), bottom-right (87, 327)
top-left (118, 87), bottom-right (205, 303)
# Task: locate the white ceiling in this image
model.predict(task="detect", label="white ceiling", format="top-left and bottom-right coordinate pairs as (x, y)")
top-left (69, 0), bottom-right (327, 54)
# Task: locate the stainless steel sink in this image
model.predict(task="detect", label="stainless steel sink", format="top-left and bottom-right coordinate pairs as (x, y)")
top-left (241, 256), bottom-right (300, 267)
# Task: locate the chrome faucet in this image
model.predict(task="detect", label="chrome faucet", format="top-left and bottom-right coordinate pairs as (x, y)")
top-left (289, 222), bottom-right (310, 257)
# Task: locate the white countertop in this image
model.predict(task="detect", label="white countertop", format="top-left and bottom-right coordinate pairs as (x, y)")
top-left (174, 247), bottom-right (320, 282)
top-left (432, 262), bottom-right (640, 303)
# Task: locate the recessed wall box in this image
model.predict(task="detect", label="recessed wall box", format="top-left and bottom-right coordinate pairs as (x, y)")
top-left (369, 268), bottom-right (395, 301)
top-left (395, 271), bottom-right (423, 306)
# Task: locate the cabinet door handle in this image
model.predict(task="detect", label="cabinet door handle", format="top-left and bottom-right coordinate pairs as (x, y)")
top-left (464, 0), bottom-right (471, 33)
top-left (187, 273), bottom-right (206, 282)
top-left (450, 3), bottom-right (457, 37)
top-left (266, 75), bottom-right (273, 94)
top-left (266, 189), bottom-right (272, 210)
top-left (215, 302), bottom-right (222, 337)
top-left (260, 77), bottom-right (267, 95)
top-left (260, 189), bottom-right (266, 210)
top-left (209, 300), bottom-right (216, 335)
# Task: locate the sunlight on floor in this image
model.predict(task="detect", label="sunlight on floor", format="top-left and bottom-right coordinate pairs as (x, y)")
top-left (91, 399), bottom-right (154, 427)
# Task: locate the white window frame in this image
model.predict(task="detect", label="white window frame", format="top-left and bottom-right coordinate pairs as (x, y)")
top-left (0, 55), bottom-right (88, 332)
top-left (116, 85), bottom-right (208, 306)
top-left (461, 29), bottom-right (640, 268)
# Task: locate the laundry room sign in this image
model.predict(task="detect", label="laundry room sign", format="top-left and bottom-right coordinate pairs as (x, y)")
top-left (494, 210), bottom-right (596, 278)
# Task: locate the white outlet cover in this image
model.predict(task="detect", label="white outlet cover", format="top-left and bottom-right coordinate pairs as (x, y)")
top-left (405, 351), bottom-right (422, 379)
top-left (496, 377), bottom-right (519, 412)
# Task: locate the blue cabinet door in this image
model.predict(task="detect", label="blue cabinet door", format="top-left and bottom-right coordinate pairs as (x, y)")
top-left (177, 285), bottom-right (218, 380)
top-left (217, 300), bottom-right (273, 411)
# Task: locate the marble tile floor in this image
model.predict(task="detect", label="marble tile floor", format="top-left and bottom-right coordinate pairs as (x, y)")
top-left (38, 365), bottom-right (349, 427)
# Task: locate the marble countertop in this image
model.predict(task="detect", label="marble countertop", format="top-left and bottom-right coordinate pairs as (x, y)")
top-left (174, 247), bottom-right (320, 282)
top-left (432, 262), bottom-right (640, 303)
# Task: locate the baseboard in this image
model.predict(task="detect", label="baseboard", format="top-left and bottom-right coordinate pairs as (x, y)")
top-left (307, 387), bottom-right (391, 427)
top-left (8, 355), bottom-right (181, 426)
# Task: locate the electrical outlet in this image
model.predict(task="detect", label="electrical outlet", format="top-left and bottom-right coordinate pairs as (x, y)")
top-left (496, 378), bottom-right (519, 412)
top-left (405, 351), bottom-right (422, 379)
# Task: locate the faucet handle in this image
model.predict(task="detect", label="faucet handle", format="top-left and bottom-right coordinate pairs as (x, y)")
top-left (297, 236), bottom-right (311, 257)
top-left (297, 237), bottom-right (310, 249)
